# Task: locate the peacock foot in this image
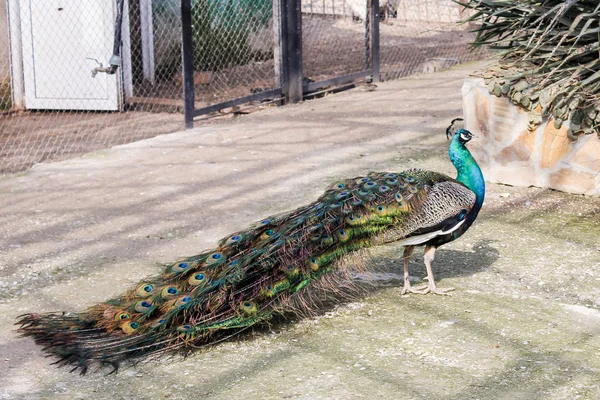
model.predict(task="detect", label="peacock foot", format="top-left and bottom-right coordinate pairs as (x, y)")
top-left (401, 284), bottom-right (429, 295)
top-left (402, 283), bottom-right (454, 296)
top-left (413, 284), bottom-right (454, 296)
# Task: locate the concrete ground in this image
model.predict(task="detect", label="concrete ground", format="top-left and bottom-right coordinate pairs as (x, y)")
top-left (1, 62), bottom-right (599, 400)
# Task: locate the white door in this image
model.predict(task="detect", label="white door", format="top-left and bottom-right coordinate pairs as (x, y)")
top-left (19, 0), bottom-right (119, 110)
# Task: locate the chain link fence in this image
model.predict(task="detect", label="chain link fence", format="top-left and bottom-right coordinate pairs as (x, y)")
top-left (0, 0), bottom-right (483, 175)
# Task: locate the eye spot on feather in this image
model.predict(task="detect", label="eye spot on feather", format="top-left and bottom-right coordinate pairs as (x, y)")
top-left (307, 257), bottom-right (320, 271)
top-left (162, 286), bottom-right (179, 297)
top-left (136, 284), bottom-right (155, 297)
top-left (335, 191), bottom-right (349, 200)
top-left (175, 295), bottom-right (193, 308)
top-left (403, 176), bottom-right (416, 183)
top-left (395, 193), bottom-right (404, 202)
top-left (374, 205), bottom-right (389, 216)
top-left (346, 214), bottom-right (364, 225)
top-left (240, 301), bottom-right (257, 314)
top-left (282, 265), bottom-right (299, 276)
top-left (226, 235), bottom-right (242, 245)
top-left (261, 219), bottom-right (271, 225)
top-left (321, 234), bottom-right (334, 246)
top-left (115, 312), bottom-right (130, 321)
top-left (379, 185), bottom-right (389, 193)
top-left (335, 183), bottom-right (345, 189)
top-left (189, 273), bottom-right (208, 286)
top-left (177, 325), bottom-right (195, 333)
top-left (356, 177), bottom-right (370, 184)
top-left (385, 173), bottom-right (397, 179)
top-left (408, 185), bottom-right (418, 194)
top-left (336, 229), bottom-right (350, 242)
top-left (386, 178), bottom-right (398, 185)
top-left (329, 202), bottom-right (343, 209)
top-left (351, 198), bottom-right (362, 206)
top-left (260, 229), bottom-right (276, 240)
top-left (151, 318), bottom-right (166, 328)
top-left (206, 252), bottom-right (226, 265)
top-left (171, 262), bottom-right (189, 273)
top-left (121, 321), bottom-right (139, 334)
top-left (134, 300), bottom-right (154, 313)
top-left (363, 181), bottom-right (378, 190)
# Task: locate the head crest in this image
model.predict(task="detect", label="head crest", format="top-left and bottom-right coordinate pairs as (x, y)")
top-left (446, 118), bottom-right (464, 140)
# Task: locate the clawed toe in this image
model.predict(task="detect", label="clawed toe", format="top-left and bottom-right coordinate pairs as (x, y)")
top-left (401, 284), bottom-right (454, 296)
top-left (421, 286), bottom-right (454, 296)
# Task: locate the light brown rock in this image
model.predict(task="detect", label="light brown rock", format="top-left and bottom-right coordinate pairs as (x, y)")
top-left (540, 120), bottom-right (572, 169)
top-left (548, 167), bottom-right (598, 196)
top-left (570, 135), bottom-right (600, 172)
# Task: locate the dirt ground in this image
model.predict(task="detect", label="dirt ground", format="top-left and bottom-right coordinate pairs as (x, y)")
top-left (1, 61), bottom-right (599, 399)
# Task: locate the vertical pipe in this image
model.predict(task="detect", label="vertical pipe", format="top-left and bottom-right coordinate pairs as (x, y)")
top-left (7, 0), bottom-right (25, 109)
top-left (371, 0), bottom-right (380, 82)
top-left (181, 0), bottom-right (195, 128)
top-left (273, 0), bottom-right (282, 89)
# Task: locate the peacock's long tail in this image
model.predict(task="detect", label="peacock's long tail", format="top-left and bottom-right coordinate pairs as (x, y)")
top-left (16, 165), bottom-right (478, 373)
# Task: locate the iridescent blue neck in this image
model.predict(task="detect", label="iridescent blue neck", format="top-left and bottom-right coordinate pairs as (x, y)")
top-left (449, 134), bottom-right (485, 210)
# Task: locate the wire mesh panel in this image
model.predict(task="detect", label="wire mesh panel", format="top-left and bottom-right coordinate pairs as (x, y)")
top-left (189, 0), bottom-right (276, 109)
top-left (0, 0), bottom-right (185, 174)
top-left (379, 0), bottom-right (484, 81)
top-left (301, 0), bottom-right (370, 83)
top-left (127, 0), bottom-right (184, 110)
top-left (0, 0), bottom-right (485, 175)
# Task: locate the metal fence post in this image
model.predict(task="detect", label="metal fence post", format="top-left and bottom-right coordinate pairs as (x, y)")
top-left (371, 0), bottom-right (381, 82)
top-left (181, 0), bottom-right (195, 129)
top-left (280, 0), bottom-right (303, 104)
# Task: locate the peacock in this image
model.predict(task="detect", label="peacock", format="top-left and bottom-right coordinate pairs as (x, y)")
top-left (16, 120), bottom-right (485, 374)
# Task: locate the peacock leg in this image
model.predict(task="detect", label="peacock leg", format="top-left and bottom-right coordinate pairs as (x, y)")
top-left (400, 245), bottom-right (422, 295)
top-left (416, 245), bottom-right (454, 295)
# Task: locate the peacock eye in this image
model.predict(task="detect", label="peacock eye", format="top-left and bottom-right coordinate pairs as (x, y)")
top-left (244, 302), bottom-right (252, 307)
top-left (144, 285), bottom-right (153, 292)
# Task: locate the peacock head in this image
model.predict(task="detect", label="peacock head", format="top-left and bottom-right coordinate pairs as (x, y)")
top-left (455, 129), bottom-right (474, 145)
top-left (445, 118), bottom-right (474, 146)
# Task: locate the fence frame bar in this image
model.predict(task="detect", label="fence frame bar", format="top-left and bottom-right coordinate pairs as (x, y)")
top-left (180, 0), bottom-right (195, 129)
top-left (280, 0), bottom-right (303, 104)
top-left (371, 0), bottom-right (381, 82)
top-left (193, 88), bottom-right (283, 117)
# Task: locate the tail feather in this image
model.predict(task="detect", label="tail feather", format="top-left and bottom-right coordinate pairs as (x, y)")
top-left (16, 169), bottom-right (468, 373)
